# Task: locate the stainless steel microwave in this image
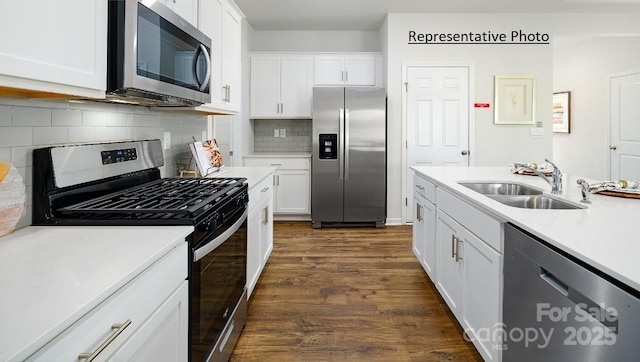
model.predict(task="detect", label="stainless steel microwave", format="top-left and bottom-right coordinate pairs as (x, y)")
top-left (107, 0), bottom-right (212, 107)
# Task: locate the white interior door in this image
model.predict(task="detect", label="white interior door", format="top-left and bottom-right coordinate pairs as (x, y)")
top-left (405, 65), bottom-right (470, 222)
top-left (610, 71), bottom-right (640, 180)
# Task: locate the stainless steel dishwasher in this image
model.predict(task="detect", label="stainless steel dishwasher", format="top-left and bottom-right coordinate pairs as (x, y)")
top-left (503, 223), bottom-right (640, 361)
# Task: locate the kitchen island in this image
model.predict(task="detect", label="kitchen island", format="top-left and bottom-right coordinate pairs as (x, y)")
top-left (412, 166), bottom-right (640, 291)
top-left (412, 166), bottom-right (640, 361)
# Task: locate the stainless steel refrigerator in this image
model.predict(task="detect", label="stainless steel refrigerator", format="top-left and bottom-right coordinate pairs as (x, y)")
top-left (311, 87), bottom-right (386, 228)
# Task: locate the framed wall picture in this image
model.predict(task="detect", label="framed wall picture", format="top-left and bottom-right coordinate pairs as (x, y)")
top-left (494, 76), bottom-right (535, 125)
top-left (552, 91), bottom-right (571, 133)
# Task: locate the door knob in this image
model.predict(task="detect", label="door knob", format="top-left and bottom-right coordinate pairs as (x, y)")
top-left (609, 145), bottom-right (617, 150)
top-left (461, 150), bottom-right (469, 156)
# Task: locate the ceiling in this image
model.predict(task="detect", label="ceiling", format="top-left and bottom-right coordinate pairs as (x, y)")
top-left (233, 0), bottom-right (640, 31)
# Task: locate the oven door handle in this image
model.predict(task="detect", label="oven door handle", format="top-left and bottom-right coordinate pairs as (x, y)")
top-left (194, 208), bottom-right (247, 262)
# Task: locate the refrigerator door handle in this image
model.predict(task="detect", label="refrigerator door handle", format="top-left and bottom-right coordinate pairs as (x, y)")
top-left (339, 108), bottom-right (345, 180)
top-left (344, 108), bottom-right (350, 180)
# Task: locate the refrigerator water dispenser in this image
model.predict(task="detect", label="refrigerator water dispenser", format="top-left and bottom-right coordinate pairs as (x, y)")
top-left (319, 134), bottom-right (337, 159)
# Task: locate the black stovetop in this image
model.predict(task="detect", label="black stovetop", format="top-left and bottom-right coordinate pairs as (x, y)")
top-left (52, 177), bottom-right (247, 225)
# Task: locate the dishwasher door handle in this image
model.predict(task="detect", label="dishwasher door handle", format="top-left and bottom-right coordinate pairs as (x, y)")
top-left (540, 267), bottom-right (569, 296)
top-left (540, 267), bottom-right (620, 333)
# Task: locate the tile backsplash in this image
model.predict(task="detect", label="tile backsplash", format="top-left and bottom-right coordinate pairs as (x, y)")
top-left (0, 97), bottom-right (209, 230)
top-left (253, 119), bottom-right (311, 152)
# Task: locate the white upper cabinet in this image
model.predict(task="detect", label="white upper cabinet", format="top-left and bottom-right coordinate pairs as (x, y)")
top-left (250, 54), bottom-right (313, 119)
top-left (0, 0), bottom-right (107, 99)
top-left (220, 2), bottom-right (242, 112)
top-left (197, 0), bottom-right (243, 114)
top-left (314, 54), bottom-right (380, 87)
top-left (160, 0), bottom-right (198, 26)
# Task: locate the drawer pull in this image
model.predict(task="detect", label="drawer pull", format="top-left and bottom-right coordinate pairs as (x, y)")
top-left (261, 187), bottom-right (269, 193)
top-left (78, 319), bottom-right (132, 361)
top-left (416, 185), bottom-right (425, 191)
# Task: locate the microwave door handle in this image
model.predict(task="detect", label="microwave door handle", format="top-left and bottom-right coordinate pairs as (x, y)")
top-left (192, 44), bottom-right (211, 92)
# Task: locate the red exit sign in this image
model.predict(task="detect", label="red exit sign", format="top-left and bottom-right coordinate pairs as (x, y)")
top-left (474, 103), bottom-right (491, 108)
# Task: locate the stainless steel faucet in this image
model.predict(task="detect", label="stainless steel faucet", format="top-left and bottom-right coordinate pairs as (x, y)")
top-left (517, 158), bottom-right (563, 194)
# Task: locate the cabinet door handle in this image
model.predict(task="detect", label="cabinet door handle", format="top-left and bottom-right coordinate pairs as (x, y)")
top-left (78, 319), bottom-right (132, 361)
top-left (276, 175), bottom-right (280, 185)
top-left (345, 70), bottom-right (348, 82)
top-left (281, 103), bottom-right (284, 114)
top-left (272, 174), bottom-right (276, 186)
top-left (415, 203), bottom-right (422, 221)
top-left (223, 85), bottom-right (230, 102)
top-left (455, 237), bottom-right (463, 262)
top-left (262, 206), bottom-right (269, 224)
top-left (451, 235), bottom-right (456, 258)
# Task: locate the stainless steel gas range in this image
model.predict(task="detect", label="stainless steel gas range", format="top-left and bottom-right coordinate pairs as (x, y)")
top-left (32, 139), bottom-right (247, 362)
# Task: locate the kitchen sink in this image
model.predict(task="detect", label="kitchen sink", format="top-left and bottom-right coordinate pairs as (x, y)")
top-left (486, 195), bottom-right (586, 210)
top-left (458, 182), bottom-right (543, 196)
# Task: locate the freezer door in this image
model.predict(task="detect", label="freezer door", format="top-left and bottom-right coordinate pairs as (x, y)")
top-left (312, 87), bottom-right (345, 222)
top-left (343, 88), bottom-right (386, 222)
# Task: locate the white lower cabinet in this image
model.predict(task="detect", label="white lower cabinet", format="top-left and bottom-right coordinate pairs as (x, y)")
top-left (413, 173), bottom-right (503, 362)
top-left (435, 209), bottom-right (465, 320)
top-left (275, 169), bottom-right (309, 214)
top-left (112, 281), bottom-right (188, 361)
top-left (412, 192), bottom-right (436, 280)
top-left (244, 157), bottom-right (310, 216)
top-left (247, 173), bottom-right (274, 298)
top-left (462, 228), bottom-right (502, 362)
top-left (27, 243), bottom-right (188, 361)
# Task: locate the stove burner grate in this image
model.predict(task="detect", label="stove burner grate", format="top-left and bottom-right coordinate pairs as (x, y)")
top-left (58, 177), bottom-right (243, 216)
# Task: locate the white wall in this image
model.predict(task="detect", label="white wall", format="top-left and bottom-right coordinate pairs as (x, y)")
top-left (553, 35), bottom-right (640, 180)
top-left (249, 30), bottom-right (381, 52)
top-left (385, 13), bottom-right (554, 223)
top-left (549, 13), bottom-right (640, 180)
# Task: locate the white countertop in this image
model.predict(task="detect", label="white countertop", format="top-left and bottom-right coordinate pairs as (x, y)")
top-left (209, 166), bottom-right (276, 188)
top-left (412, 166), bottom-right (640, 292)
top-left (0, 225), bottom-right (193, 362)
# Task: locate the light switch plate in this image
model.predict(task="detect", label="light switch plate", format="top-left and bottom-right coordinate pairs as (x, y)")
top-left (274, 129), bottom-right (280, 137)
top-left (530, 128), bottom-right (544, 137)
top-left (280, 129), bottom-right (286, 137)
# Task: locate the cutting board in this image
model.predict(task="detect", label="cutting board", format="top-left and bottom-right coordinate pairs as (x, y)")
top-left (516, 170), bottom-right (552, 177)
top-left (597, 190), bottom-right (640, 199)
top-left (0, 163), bottom-right (26, 238)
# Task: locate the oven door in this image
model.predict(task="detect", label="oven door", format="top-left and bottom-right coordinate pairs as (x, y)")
top-left (190, 204), bottom-right (247, 361)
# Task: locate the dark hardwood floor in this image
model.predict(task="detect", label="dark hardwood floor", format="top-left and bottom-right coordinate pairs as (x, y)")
top-left (231, 221), bottom-right (483, 361)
